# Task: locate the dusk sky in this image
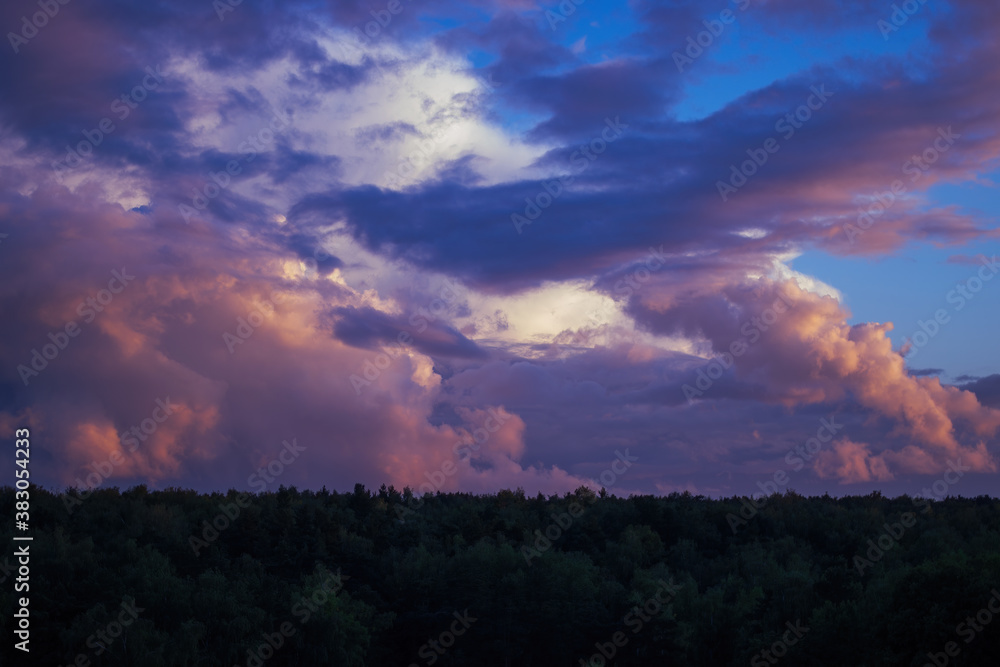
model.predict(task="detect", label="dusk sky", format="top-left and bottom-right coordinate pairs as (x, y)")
top-left (2, 0), bottom-right (998, 499)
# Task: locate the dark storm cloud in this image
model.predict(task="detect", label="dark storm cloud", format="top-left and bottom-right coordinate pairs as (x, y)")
top-left (330, 306), bottom-right (489, 359)
top-left (960, 375), bottom-right (1000, 408)
top-left (908, 368), bottom-right (944, 377)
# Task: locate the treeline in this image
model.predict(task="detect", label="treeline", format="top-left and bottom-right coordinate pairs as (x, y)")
top-left (1, 485), bottom-right (999, 666)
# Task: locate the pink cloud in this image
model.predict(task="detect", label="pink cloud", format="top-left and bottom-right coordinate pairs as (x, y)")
top-left (814, 439), bottom-right (894, 484)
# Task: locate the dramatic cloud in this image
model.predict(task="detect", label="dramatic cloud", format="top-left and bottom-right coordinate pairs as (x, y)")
top-left (1, 0), bottom-right (997, 496)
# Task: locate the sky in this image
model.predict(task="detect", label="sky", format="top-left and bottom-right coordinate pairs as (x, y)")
top-left (1, 0), bottom-right (998, 500)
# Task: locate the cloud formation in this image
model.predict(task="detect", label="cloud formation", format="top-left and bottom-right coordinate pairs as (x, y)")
top-left (1, 0), bottom-right (998, 496)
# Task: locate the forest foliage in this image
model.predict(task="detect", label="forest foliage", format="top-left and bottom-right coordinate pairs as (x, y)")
top-left (1, 484), bottom-right (999, 666)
